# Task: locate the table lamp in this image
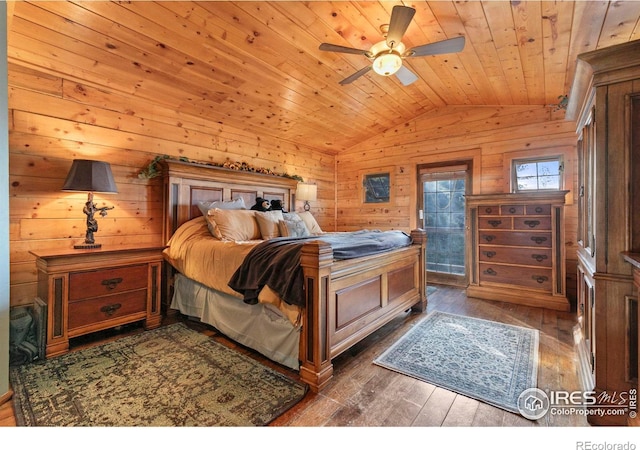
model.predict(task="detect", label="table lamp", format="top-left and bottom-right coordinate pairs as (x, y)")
top-left (297, 183), bottom-right (317, 212)
top-left (62, 159), bottom-right (118, 249)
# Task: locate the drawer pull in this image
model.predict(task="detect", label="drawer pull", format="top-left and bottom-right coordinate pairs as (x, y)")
top-left (509, 207), bottom-right (516, 213)
top-left (531, 254), bottom-right (548, 262)
top-left (101, 277), bottom-right (123, 290)
top-left (482, 235), bottom-right (496, 242)
top-left (532, 275), bottom-right (549, 284)
top-left (484, 207), bottom-right (493, 214)
top-left (483, 268), bottom-right (497, 276)
top-left (535, 206), bottom-right (543, 213)
top-left (524, 220), bottom-right (541, 228)
top-left (488, 220), bottom-right (502, 228)
top-left (530, 236), bottom-right (547, 245)
top-left (482, 251), bottom-right (496, 258)
top-left (100, 303), bottom-right (122, 316)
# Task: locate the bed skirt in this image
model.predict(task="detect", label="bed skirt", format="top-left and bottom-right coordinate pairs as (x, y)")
top-left (170, 273), bottom-right (301, 370)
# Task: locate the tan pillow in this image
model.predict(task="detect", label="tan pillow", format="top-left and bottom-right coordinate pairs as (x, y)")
top-left (297, 211), bottom-right (323, 235)
top-left (255, 210), bottom-right (284, 240)
top-left (206, 209), bottom-right (260, 241)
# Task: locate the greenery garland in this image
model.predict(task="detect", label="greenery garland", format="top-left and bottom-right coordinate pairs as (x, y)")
top-left (138, 155), bottom-right (304, 182)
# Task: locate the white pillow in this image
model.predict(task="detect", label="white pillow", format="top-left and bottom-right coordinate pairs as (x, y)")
top-left (205, 208), bottom-right (260, 241)
top-left (297, 211), bottom-right (323, 235)
top-left (281, 213), bottom-right (311, 237)
top-left (197, 197), bottom-right (246, 216)
top-left (255, 210), bottom-right (284, 240)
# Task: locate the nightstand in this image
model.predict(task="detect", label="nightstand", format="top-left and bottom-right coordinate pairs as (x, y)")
top-left (30, 245), bottom-right (166, 357)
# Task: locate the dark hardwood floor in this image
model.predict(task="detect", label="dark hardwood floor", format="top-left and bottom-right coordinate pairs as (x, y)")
top-left (0, 285), bottom-right (589, 428)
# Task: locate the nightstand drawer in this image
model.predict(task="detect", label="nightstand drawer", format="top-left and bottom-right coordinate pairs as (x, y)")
top-left (68, 290), bottom-right (147, 331)
top-left (68, 264), bottom-right (148, 301)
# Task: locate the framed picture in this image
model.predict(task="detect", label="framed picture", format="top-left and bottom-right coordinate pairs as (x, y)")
top-left (363, 172), bottom-right (390, 203)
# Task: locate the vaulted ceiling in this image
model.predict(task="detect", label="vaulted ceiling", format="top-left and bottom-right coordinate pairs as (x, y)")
top-left (8, 1), bottom-right (640, 153)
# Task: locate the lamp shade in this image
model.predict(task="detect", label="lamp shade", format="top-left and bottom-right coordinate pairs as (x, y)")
top-left (62, 160), bottom-right (118, 193)
top-left (296, 183), bottom-right (317, 202)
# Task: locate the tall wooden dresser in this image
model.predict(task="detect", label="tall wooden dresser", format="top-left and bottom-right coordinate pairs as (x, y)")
top-left (466, 191), bottom-right (570, 312)
top-left (566, 40), bottom-right (640, 425)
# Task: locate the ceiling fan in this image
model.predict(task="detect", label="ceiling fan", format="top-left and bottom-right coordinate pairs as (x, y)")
top-left (319, 5), bottom-right (465, 86)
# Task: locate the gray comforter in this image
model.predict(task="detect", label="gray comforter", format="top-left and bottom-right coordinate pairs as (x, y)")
top-left (228, 230), bottom-right (412, 307)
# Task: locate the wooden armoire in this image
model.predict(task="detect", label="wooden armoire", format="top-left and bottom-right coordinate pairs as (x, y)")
top-left (567, 40), bottom-right (640, 426)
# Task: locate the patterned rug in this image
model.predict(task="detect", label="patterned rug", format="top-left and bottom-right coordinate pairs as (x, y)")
top-left (374, 311), bottom-right (538, 414)
top-left (10, 323), bottom-right (307, 426)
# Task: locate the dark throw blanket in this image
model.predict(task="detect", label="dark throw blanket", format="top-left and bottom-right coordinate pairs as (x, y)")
top-left (228, 230), bottom-right (412, 307)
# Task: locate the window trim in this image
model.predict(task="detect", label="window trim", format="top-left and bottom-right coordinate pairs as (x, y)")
top-left (502, 147), bottom-right (574, 205)
top-left (511, 155), bottom-right (564, 193)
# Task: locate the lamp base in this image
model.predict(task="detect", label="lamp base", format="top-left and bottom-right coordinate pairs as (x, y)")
top-left (74, 243), bottom-right (102, 250)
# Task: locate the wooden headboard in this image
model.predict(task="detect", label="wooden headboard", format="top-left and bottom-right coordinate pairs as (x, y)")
top-left (159, 159), bottom-right (298, 242)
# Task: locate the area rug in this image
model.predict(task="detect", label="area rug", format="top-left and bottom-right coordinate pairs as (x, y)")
top-left (373, 311), bottom-right (538, 414)
top-left (9, 322), bottom-right (307, 426)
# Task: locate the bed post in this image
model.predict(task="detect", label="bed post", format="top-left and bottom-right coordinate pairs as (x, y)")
top-left (299, 240), bottom-right (334, 392)
top-left (410, 229), bottom-right (428, 312)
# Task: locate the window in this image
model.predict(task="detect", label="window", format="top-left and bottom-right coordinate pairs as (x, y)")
top-left (512, 156), bottom-right (563, 192)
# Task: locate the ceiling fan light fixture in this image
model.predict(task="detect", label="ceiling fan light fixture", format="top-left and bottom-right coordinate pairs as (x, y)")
top-left (372, 52), bottom-right (402, 76)
top-left (318, 6), bottom-right (463, 86)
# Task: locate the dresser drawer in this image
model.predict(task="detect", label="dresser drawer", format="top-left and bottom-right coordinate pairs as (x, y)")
top-left (478, 205), bottom-right (500, 216)
top-left (500, 204), bottom-right (525, 215)
top-left (68, 264), bottom-right (148, 301)
top-left (526, 204), bottom-right (551, 215)
top-left (478, 231), bottom-right (552, 247)
top-left (68, 290), bottom-right (147, 331)
top-left (514, 217), bottom-right (552, 230)
top-left (478, 217), bottom-right (512, 229)
top-left (479, 246), bottom-right (552, 267)
top-left (479, 263), bottom-right (552, 291)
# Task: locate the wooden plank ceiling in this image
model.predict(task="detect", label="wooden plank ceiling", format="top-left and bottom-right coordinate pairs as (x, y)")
top-left (8, 1), bottom-right (640, 153)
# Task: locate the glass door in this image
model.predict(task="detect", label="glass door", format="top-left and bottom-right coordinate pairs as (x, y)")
top-left (419, 163), bottom-right (470, 286)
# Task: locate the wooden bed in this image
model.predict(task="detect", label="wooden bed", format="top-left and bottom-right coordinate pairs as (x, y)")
top-left (159, 159), bottom-right (427, 392)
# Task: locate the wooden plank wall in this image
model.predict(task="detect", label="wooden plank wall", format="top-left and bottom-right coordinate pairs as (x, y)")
top-left (336, 104), bottom-right (579, 304)
top-left (8, 63), bottom-right (336, 307)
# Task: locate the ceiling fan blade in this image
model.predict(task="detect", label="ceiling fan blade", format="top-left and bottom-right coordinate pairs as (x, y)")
top-left (386, 5), bottom-right (416, 48)
top-left (319, 43), bottom-right (369, 56)
top-left (406, 36), bottom-right (466, 57)
top-left (339, 66), bottom-right (372, 85)
top-left (395, 65), bottom-right (419, 86)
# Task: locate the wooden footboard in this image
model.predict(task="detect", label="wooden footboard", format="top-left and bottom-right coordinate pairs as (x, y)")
top-left (299, 229), bottom-right (427, 392)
